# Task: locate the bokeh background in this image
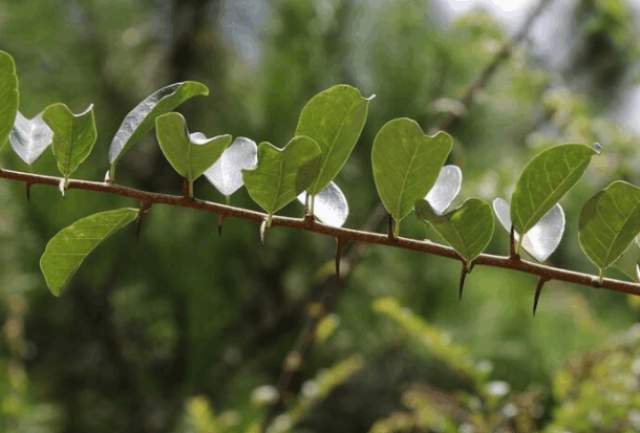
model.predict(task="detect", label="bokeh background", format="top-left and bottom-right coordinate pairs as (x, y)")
top-left (3, 0), bottom-right (640, 432)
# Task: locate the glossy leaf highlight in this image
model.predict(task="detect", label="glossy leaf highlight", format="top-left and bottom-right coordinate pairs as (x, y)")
top-left (297, 181), bottom-right (349, 227)
top-left (416, 198), bottom-right (494, 264)
top-left (295, 84), bottom-right (371, 196)
top-left (494, 198), bottom-right (565, 262)
top-left (155, 112), bottom-right (232, 197)
top-left (579, 181), bottom-right (640, 277)
top-left (40, 208), bottom-right (138, 296)
top-left (511, 144), bottom-right (596, 245)
top-left (425, 165), bottom-right (462, 215)
top-left (42, 103), bottom-right (97, 179)
top-left (0, 50), bottom-right (19, 149)
top-left (205, 137), bottom-right (258, 197)
top-left (10, 111), bottom-right (53, 165)
top-left (242, 137), bottom-right (321, 226)
top-left (108, 81), bottom-right (209, 178)
top-left (372, 118), bottom-right (452, 237)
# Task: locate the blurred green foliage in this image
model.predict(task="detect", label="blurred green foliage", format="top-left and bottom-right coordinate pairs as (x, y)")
top-left (2, 0), bottom-right (640, 432)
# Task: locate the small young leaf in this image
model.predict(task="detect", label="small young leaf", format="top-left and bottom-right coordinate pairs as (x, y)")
top-left (42, 103), bottom-right (97, 179)
top-left (493, 198), bottom-right (565, 262)
top-left (10, 111), bottom-right (53, 165)
top-left (297, 181), bottom-right (349, 227)
top-left (108, 81), bottom-right (209, 178)
top-left (204, 137), bottom-right (258, 197)
top-left (242, 136), bottom-right (321, 226)
top-left (415, 198), bottom-right (494, 264)
top-left (40, 208), bottom-right (138, 296)
top-left (425, 165), bottom-right (462, 215)
top-left (295, 84), bottom-right (372, 196)
top-left (579, 181), bottom-right (640, 278)
top-left (0, 50), bottom-right (19, 149)
top-left (372, 118), bottom-right (452, 237)
top-left (511, 144), bottom-right (596, 245)
top-left (155, 112), bottom-right (232, 197)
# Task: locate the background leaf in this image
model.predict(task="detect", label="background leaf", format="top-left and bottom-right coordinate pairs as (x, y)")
top-left (205, 137), bottom-right (258, 197)
top-left (42, 103), bottom-right (97, 179)
top-left (243, 136), bottom-right (321, 223)
top-left (0, 50), bottom-right (19, 149)
top-left (295, 84), bottom-right (371, 196)
top-left (579, 181), bottom-right (640, 277)
top-left (108, 81), bottom-right (209, 177)
top-left (155, 112), bottom-right (232, 187)
top-left (9, 111), bottom-right (53, 165)
top-left (493, 198), bottom-right (565, 262)
top-left (511, 144), bottom-right (596, 241)
top-left (40, 208), bottom-right (138, 296)
top-left (425, 165), bottom-right (462, 215)
top-left (372, 118), bottom-right (452, 236)
top-left (297, 181), bottom-right (349, 227)
top-left (416, 198), bottom-right (494, 263)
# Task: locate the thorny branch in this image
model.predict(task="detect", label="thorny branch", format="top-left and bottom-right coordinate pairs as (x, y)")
top-left (262, 0), bottom-right (559, 430)
top-left (0, 167), bottom-right (633, 296)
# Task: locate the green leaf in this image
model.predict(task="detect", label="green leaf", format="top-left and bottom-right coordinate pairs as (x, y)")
top-left (511, 144), bottom-right (596, 245)
top-left (40, 208), bottom-right (138, 296)
top-left (295, 84), bottom-right (371, 196)
top-left (415, 198), bottom-right (494, 264)
top-left (108, 82), bottom-right (209, 179)
top-left (242, 136), bottom-right (321, 226)
top-left (155, 112), bottom-right (232, 197)
top-left (0, 50), bottom-right (20, 149)
top-left (579, 181), bottom-right (640, 278)
top-left (372, 118), bottom-right (452, 237)
top-left (42, 103), bottom-right (97, 180)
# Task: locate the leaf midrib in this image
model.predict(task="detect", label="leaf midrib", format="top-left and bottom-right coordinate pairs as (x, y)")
top-left (310, 100), bottom-right (360, 195)
top-left (518, 157), bottom-right (587, 234)
top-left (396, 137), bottom-right (422, 219)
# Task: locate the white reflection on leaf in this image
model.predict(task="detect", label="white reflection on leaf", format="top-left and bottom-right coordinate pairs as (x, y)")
top-left (205, 137), bottom-right (258, 197)
top-left (425, 165), bottom-right (462, 215)
top-left (298, 182), bottom-right (349, 227)
top-left (9, 111), bottom-right (53, 165)
top-left (493, 197), bottom-right (565, 262)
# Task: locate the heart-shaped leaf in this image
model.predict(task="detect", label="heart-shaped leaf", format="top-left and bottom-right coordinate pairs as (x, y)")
top-left (297, 181), bottom-right (349, 227)
top-left (511, 144), bottom-right (596, 251)
top-left (10, 111), bottom-right (54, 165)
top-left (108, 81), bottom-right (209, 179)
top-left (242, 136), bottom-right (321, 226)
top-left (0, 50), bottom-right (19, 150)
top-left (494, 197), bottom-right (565, 262)
top-left (42, 103), bottom-right (97, 180)
top-left (372, 118), bottom-right (452, 237)
top-left (155, 112), bottom-right (232, 197)
top-left (425, 165), bottom-right (462, 215)
top-left (579, 181), bottom-right (640, 278)
top-left (204, 137), bottom-right (258, 198)
top-left (295, 84), bottom-right (372, 197)
top-left (40, 208), bottom-right (138, 296)
top-left (416, 198), bottom-right (494, 264)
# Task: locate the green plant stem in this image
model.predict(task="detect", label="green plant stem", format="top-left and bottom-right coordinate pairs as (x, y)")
top-left (0, 167), bottom-right (636, 296)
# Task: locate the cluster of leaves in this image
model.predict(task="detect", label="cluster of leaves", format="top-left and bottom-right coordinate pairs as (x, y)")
top-left (1, 49), bottom-right (640, 299)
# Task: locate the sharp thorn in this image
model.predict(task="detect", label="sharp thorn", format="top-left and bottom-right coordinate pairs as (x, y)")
top-left (58, 178), bottom-right (66, 198)
top-left (260, 219), bottom-right (268, 245)
top-left (25, 183), bottom-right (31, 202)
top-left (135, 218), bottom-right (143, 245)
top-left (135, 202), bottom-right (151, 245)
top-left (459, 262), bottom-right (468, 300)
top-left (533, 278), bottom-right (546, 316)
top-left (218, 215), bottom-right (226, 236)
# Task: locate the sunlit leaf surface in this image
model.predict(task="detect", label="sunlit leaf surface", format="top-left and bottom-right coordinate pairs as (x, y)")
top-left (494, 197), bottom-right (565, 262)
top-left (425, 165), bottom-right (462, 215)
top-left (9, 111), bottom-right (53, 165)
top-left (205, 137), bottom-right (258, 197)
top-left (297, 181), bottom-right (349, 227)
